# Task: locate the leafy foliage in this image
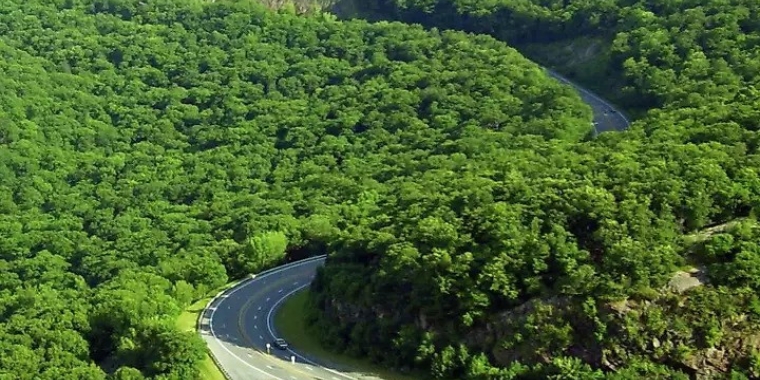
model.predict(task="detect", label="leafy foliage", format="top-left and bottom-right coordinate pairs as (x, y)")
top-left (3, 0), bottom-right (760, 378)
top-left (306, 0), bottom-right (760, 378)
top-left (0, 0), bottom-right (591, 378)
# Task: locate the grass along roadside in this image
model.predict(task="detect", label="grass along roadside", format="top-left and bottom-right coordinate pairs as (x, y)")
top-left (177, 280), bottom-right (246, 380)
top-left (177, 295), bottom-right (227, 380)
top-left (275, 290), bottom-right (422, 380)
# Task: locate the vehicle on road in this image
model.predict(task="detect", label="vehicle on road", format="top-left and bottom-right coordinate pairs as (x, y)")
top-left (273, 338), bottom-right (288, 350)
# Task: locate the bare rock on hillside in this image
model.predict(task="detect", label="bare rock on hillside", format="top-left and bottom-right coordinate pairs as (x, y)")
top-left (668, 266), bottom-right (708, 294)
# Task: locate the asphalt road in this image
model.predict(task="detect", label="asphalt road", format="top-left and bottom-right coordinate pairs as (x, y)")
top-left (544, 68), bottom-right (631, 134)
top-left (201, 255), bottom-right (368, 380)
top-left (200, 70), bottom-right (631, 380)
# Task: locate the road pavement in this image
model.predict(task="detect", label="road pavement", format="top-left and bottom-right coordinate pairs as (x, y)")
top-left (544, 68), bottom-right (631, 134)
top-left (200, 69), bottom-right (632, 380)
top-left (201, 255), bottom-right (363, 380)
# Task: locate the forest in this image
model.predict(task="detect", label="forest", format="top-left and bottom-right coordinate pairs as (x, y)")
top-left (306, 0), bottom-right (760, 379)
top-left (1, 0), bottom-right (759, 379)
top-left (0, 0), bottom-right (591, 378)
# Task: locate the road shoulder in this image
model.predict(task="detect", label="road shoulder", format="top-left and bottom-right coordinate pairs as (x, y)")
top-left (178, 285), bottom-right (239, 380)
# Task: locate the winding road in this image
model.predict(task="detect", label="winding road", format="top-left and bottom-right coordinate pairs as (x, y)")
top-left (200, 67), bottom-right (632, 380)
top-left (199, 255), bottom-right (354, 380)
top-left (543, 68), bottom-right (630, 135)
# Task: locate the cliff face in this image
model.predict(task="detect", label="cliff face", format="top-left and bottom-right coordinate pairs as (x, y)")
top-left (321, 297), bottom-right (384, 325)
top-left (466, 296), bottom-right (759, 378)
top-left (319, 278), bottom-right (760, 379)
top-left (255, 0), bottom-right (335, 13)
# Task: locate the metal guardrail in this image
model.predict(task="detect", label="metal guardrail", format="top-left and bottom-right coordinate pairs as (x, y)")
top-left (197, 255), bottom-right (328, 380)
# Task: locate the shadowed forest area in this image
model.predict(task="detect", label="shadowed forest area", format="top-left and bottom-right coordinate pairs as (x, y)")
top-left (0, 0), bottom-right (759, 379)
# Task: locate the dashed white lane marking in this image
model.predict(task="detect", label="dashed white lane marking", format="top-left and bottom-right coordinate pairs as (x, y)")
top-left (258, 306), bottom-right (262, 311)
top-left (278, 289), bottom-right (283, 293)
top-left (266, 297), bottom-right (270, 302)
top-left (254, 325), bottom-right (257, 329)
top-left (208, 257), bottom-right (327, 380)
top-left (259, 335), bottom-right (263, 340)
top-left (254, 315), bottom-right (257, 319)
top-left (306, 367), bottom-right (314, 371)
top-left (293, 281), bottom-right (298, 285)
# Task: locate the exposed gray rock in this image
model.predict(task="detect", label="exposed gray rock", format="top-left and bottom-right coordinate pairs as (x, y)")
top-left (668, 266), bottom-right (708, 294)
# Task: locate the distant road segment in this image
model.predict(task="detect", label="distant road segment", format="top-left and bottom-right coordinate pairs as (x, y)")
top-left (544, 68), bottom-right (631, 134)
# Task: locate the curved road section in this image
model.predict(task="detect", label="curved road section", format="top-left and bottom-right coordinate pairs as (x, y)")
top-left (544, 68), bottom-right (631, 134)
top-left (200, 255), bottom-right (362, 380)
top-left (200, 73), bottom-right (632, 380)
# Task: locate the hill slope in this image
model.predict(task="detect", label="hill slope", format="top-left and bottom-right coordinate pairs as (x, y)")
top-left (307, 0), bottom-right (760, 379)
top-left (0, 0), bottom-right (592, 379)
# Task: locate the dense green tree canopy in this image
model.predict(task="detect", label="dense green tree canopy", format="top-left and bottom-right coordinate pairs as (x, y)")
top-left (0, 0), bottom-right (593, 378)
top-left (308, 0), bottom-right (760, 379)
top-left (2, 0), bottom-right (760, 379)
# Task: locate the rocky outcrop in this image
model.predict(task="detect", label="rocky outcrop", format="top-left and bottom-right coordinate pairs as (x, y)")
top-left (463, 296), bottom-right (575, 351)
top-left (322, 297), bottom-right (397, 326)
top-left (680, 332), bottom-right (760, 378)
top-left (255, 0), bottom-right (335, 14)
top-left (320, 266), bottom-right (758, 378)
top-left (322, 297), bottom-right (376, 325)
top-left (667, 266), bottom-right (708, 294)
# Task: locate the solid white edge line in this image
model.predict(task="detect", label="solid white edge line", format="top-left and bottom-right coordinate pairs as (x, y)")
top-left (209, 307), bottom-right (285, 380)
top-left (205, 256), bottom-right (327, 380)
top-left (266, 284), bottom-right (358, 380)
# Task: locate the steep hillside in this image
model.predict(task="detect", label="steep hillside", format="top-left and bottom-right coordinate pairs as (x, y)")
top-left (0, 0), bottom-right (591, 378)
top-left (307, 0), bottom-right (760, 379)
